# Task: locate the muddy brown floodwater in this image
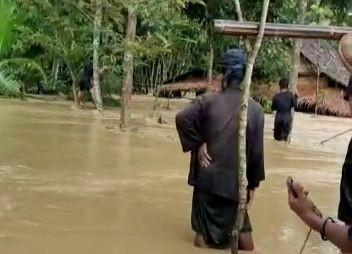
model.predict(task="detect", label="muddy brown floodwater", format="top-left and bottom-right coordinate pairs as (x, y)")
top-left (0, 96), bottom-right (351, 254)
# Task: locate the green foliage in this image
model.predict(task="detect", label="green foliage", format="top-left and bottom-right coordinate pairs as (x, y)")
top-left (0, 0), bottom-right (20, 95)
top-left (0, 65), bottom-right (19, 96)
top-left (255, 39), bottom-right (291, 82)
top-left (101, 71), bottom-right (122, 95)
top-left (262, 99), bottom-right (273, 114)
top-left (0, 0), bottom-right (49, 96)
top-left (308, 1), bottom-right (334, 25)
top-left (0, 0), bottom-right (348, 99)
top-left (0, 0), bottom-right (15, 57)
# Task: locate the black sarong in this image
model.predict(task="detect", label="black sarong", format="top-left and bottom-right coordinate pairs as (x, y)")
top-left (273, 114), bottom-right (291, 141)
top-left (338, 139), bottom-right (352, 224)
top-left (79, 78), bottom-right (92, 91)
top-left (191, 188), bottom-right (252, 248)
top-left (79, 62), bottom-right (93, 91)
top-left (272, 91), bottom-right (296, 141)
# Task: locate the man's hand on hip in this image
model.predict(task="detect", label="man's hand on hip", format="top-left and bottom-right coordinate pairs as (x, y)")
top-left (198, 143), bottom-right (212, 168)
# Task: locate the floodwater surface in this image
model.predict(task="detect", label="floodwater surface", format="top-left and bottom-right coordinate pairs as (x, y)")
top-left (0, 97), bottom-right (351, 254)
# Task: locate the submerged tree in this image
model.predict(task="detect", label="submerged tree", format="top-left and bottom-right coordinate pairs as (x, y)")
top-left (120, 6), bottom-right (137, 130)
top-left (288, 0), bottom-right (308, 142)
top-left (91, 0), bottom-right (104, 111)
top-left (232, 0), bottom-right (270, 253)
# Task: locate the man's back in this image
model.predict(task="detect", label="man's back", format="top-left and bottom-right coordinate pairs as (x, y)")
top-left (176, 88), bottom-right (265, 200)
top-left (272, 90), bottom-right (295, 116)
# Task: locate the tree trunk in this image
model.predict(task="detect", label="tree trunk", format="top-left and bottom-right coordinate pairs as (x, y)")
top-left (72, 78), bottom-right (78, 105)
top-left (288, 0), bottom-right (308, 141)
top-left (207, 45), bottom-right (214, 86)
top-left (91, 0), bottom-right (104, 112)
top-left (51, 59), bottom-right (60, 81)
top-left (120, 8), bottom-right (137, 129)
top-left (315, 69), bottom-right (320, 116)
top-left (167, 92), bottom-right (171, 110)
top-left (315, 40), bottom-right (322, 117)
top-left (20, 81), bottom-right (25, 100)
top-left (206, 3), bottom-right (214, 86)
top-left (234, 0), bottom-right (252, 53)
top-left (231, 0), bottom-right (270, 253)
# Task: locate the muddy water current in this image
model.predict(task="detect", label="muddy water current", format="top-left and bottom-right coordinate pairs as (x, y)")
top-left (0, 97), bottom-right (351, 254)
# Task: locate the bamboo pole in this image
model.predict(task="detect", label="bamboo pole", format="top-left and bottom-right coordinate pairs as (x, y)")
top-left (231, 0), bottom-right (270, 253)
top-left (321, 128), bottom-right (352, 145)
top-left (214, 21), bottom-right (352, 40)
top-left (206, 3), bottom-right (214, 86)
top-left (234, 0), bottom-right (252, 52)
top-left (288, 0), bottom-right (307, 142)
top-left (207, 45), bottom-right (214, 86)
top-left (312, 40), bottom-right (322, 117)
top-left (315, 68), bottom-right (320, 116)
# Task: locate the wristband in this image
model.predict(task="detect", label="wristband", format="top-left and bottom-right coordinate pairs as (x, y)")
top-left (348, 226), bottom-right (352, 240)
top-left (320, 217), bottom-right (335, 241)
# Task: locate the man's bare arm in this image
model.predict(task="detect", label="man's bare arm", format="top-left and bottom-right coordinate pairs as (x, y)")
top-left (288, 181), bottom-right (352, 253)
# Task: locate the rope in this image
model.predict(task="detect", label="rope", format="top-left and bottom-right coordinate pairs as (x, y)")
top-left (298, 204), bottom-right (323, 254)
top-left (288, 176), bottom-right (324, 254)
top-left (299, 228), bottom-right (312, 254)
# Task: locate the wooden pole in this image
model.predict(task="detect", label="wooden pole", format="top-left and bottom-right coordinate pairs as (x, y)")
top-left (321, 128), bottom-right (352, 145)
top-left (315, 68), bottom-right (320, 116)
top-left (214, 21), bottom-right (352, 40)
top-left (231, 0), bottom-right (270, 253)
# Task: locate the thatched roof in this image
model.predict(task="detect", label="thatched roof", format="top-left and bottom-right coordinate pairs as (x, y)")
top-left (298, 91), bottom-right (351, 117)
top-left (295, 77), bottom-right (350, 117)
top-left (301, 40), bottom-right (350, 87)
top-left (161, 80), bottom-right (207, 92)
top-left (160, 77), bottom-right (221, 92)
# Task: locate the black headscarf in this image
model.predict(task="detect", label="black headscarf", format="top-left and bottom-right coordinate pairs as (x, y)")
top-left (219, 49), bottom-right (247, 90)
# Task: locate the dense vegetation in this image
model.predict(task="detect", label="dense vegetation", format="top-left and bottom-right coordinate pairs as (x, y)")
top-left (0, 0), bottom-right (351, 108)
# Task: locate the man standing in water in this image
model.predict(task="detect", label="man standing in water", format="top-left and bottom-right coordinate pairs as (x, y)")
top-left (271, 78), bottom-right (297, 141)
top-left (176, 49), bottom-right (265, 250)
top-left (338, 76), bottom-right (352, 225)
top-left (289, 77), bottom-right (352, 253)
top-left (77, 61), bottom-right (93, 108)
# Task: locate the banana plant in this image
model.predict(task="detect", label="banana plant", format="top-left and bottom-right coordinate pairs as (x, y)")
top-left (0, 0), bottom-right (46, 96)
top-left (0, 0), bottom-right (18, 95)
